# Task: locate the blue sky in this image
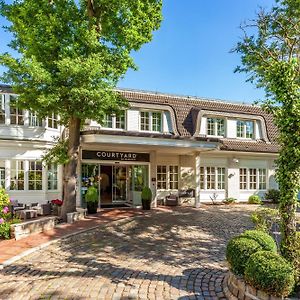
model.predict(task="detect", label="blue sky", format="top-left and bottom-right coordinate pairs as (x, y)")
top-left (0, 0), bottom-right (275, 103)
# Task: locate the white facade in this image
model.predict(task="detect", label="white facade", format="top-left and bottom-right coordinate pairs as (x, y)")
top-left (0, 87), bottom-right (279, 207)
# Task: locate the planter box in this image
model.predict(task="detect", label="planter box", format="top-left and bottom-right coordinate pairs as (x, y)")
top-left (10, 217), bottom-right (57, 240)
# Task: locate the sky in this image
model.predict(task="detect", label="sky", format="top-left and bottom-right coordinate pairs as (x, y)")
top-left (0, 0), bottom-right (276, 104)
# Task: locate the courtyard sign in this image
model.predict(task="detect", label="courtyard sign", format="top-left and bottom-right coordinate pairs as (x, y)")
top-left (82, 150), bottom-right (150, 162)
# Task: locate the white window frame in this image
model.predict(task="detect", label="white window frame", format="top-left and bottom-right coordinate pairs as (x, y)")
top-left (0, 94), bottom-right (5, 124)
top-left (236, 119), bottom-right (255, 139)
top-left (10, 160), bottom-right (25, 191)
top-left (102, 111), bottom-right (126, 130)
top-left (9, 95), bottom-right (24, 125)
top-left (140, 111), bottom-right (163, 133)
top-left (29, 111), bottom-right (43, 127)
top-left (199, 166), bottom-right (226, 190)
top-left (239, 168), bottom-right (267, 190)
top-left (47, 113), bottom-right (59, 129)
top-left (48, 163), bottom-right (58, 190)
top-left (0, 162), bottom-right (5, 188)
top-left (206, 117), bottom-right (225, 137)
top-left (157, 165), bottom-right (179, 190)
top-left (28, 161), bottom-right (43, 190)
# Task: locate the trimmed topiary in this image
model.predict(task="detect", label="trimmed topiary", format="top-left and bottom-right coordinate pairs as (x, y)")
top-left (226, 237), bottom-right (263, 275)
top-left (245, 251), bottom-right (295, 297)
top-left (240, 230), bottom-right (277, 252)
top-left (248, 195), bottom-right (262, 204)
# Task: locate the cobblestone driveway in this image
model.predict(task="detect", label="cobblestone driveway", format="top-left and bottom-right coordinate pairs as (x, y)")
top-left (0, 205), bottom-right (256, 300)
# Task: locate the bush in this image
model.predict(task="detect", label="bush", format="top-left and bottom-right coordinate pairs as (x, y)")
top-left (223, 197), bottom-right (237, 204)
top-left (226, 237), bottom-right (263, 275)
top-left (241, 230), bottom-right (277, 252)
top-left (291, 232), bottom-right (300, 286)
top-left (245, 251), bottom-right (295, 297)
top-left (251, 208), bottom-right (280, 233)
top-left (141, 186), bottom-right (152, 201)
top-left (264, 189), bottom-right (280, 203)
top-left (248, 195), bottom-right (262, 204)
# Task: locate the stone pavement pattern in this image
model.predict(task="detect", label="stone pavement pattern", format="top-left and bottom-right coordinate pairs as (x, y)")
top-left (0, 205), bottom-right (256, 300)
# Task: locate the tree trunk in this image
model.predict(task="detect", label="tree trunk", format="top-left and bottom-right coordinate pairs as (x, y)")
top-left (60, 116), bottom-right (81, 221)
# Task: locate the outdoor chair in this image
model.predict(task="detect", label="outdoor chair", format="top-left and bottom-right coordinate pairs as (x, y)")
top-left (165, 194), bottom-right (178, 206)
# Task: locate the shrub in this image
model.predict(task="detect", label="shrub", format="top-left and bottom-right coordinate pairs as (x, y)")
top-left (241, 230), bottom-right (277, 252)
top-left (85, 186), bottom-right (98, 203)
top-left (248, 195), bottom-right (262, 204)
top-left (251, 208), bottom-right (280, 233)
top-left (291, 232), bottom-right (300, 285)
top-left (223, 197), bottom-right (237, 204)
top-left (226, 237), bottom-right (263, 275)
top-left (245, 251), bottom-right (295, 297)
top-left (264, 189), bottom-right (280, 203)
top-left (141, 186), bottom-right (152, 201)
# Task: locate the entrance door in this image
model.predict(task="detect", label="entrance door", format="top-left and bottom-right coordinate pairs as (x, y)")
top-left (100, 165), bottom-right (113, 205)
top-left (113, 166), bottom-right (127, 203)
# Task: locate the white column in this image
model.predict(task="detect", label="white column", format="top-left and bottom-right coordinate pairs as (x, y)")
top-left (227, 157), bottom-right (240, 199)
top-left (195, 153), bottom-right (201, 208)
top-left (150, 151), bottom-right (157, 207)
top-left (5, 160), bottom-right (10, 190)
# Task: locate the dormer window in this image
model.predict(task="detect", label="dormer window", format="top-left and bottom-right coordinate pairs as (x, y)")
top-left (0, 95), bottom-right (5, 124)
top-left (103, 111), bottom-right (126, 130)
top-left (207, 117), bottom-right (225, 137)
top-left (140, 111), bottom-right (162, 132)
top-left (237, 120), bottom-right (254, 139)
top-left (10, 95), bottom-right (24, 125)
top-left (29, 112), bottom-right (43, 127)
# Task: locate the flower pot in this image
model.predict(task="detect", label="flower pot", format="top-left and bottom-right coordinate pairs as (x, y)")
top-left (141, 198), bottom-right (151, 210)
top-left (87, 201), bottom-right (98, 214)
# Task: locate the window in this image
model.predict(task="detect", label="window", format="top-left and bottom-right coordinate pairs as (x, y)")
top-left (259, 169), bottom-right (267, 190)
top-left (48, 164), bottom-right (58, 190)
top-left (115, 112), bottom-right (126, 129)
top-left (48, 113), bottom-right (58, 129)
top-left (239, 168), bottom-right (267, 190)
top-left (240, 168), bottom-right (247, 190)
top-left (140, 111), bottom-right (150, 131)
top-left (152, 112), bottom-right (162, 132)
top-left (237, 120), bottom-right (254, 139)
top-left (10, 161), bottom-right (25, 190)
top-left (29, 161), bottom-right (43, 190)
top-left (29, 112), bottom-right (42, 127)
top-left (0, 161), bottom-right (5, 188)
top-left (103, 111), bottom-right (126, 130)
top-left (249, 168), bottom-right (257, 189)
top-left (140, 111), bottom-right (162, 132)
top-left (169, 166), bottom-right (179, 189)
top-left (206, 117), bottom-right (225, 136)
top-left (9, 95), bottom-right (24, 125)
top-left (103, 114), bottom-right (113, 128)
top-left (217, 167), bottom-right (226, 189)
top-left (157, 165), bottom-right (179, 189)
top-left (199, 167), bottom-right (226, 190)
top-left (157, 165), bottom-right (167, 189)
top-left (0, 95), bottom-right (5, 124)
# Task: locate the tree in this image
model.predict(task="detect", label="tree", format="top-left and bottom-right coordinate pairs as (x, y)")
top-left (0, 0), bottom-right (162, 220)
top-left (234, 0), bottom-right (300, 264)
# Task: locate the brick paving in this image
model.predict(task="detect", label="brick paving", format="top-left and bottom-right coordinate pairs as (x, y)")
top-left (0, 205), bottom-right (257, 300)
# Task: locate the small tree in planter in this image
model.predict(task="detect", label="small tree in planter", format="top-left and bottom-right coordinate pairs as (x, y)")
top-left (141, 187), bottom-right (152, 210)
top-left (85, 186), bottom-right (98, 214)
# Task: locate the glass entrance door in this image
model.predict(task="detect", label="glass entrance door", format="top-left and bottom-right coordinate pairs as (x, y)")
top-left (113, 166), bottom-right (127, 203)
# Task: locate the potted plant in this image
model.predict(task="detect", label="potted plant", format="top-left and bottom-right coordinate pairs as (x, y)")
top-left (85, 185), bottom-right (98, 214)
top-left (141, 186), bottom-right (152, 210)
top-left (51, 198), bottom-right (63, 216)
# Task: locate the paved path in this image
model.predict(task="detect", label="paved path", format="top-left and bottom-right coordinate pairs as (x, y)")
top-left (0, 205), bottom-right (257, 300)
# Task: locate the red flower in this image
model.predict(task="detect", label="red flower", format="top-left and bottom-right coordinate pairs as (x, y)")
top-left (51, 199), bottom-right (63, 206)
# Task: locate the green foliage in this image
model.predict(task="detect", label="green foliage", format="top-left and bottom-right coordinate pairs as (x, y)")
top-left (226, 237), bottom-right (263, 275)
top-left (251, 208), bottom-right (280, 233)
top-left (245, 251), bottom-right (295, 297)
top-left (42, 138), bottom-right (69, 165)
top-left (85, 186), bottom-right (98, 203)
top-left (0, 188), bottom-right (9, 208)
top-left (0, 222), bottom-right (11, 239)
top-left (264, 189), bottom-right (280, 203)
top-left (248, 195), bottom-right (262, 205)
top-left (291, 232), bottom-right (300, 285)
top-left (223, 197), bottom-right (237, 204)
top-left (240, 230), bottom-right (277, 252)
top-left (234, 0), bottom-right (300, 262)
top-left (141, 186), bottom-right (152, 202)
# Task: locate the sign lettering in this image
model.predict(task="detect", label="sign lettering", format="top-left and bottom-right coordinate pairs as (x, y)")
top-left (82, 150), bottom-right (150, 162)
